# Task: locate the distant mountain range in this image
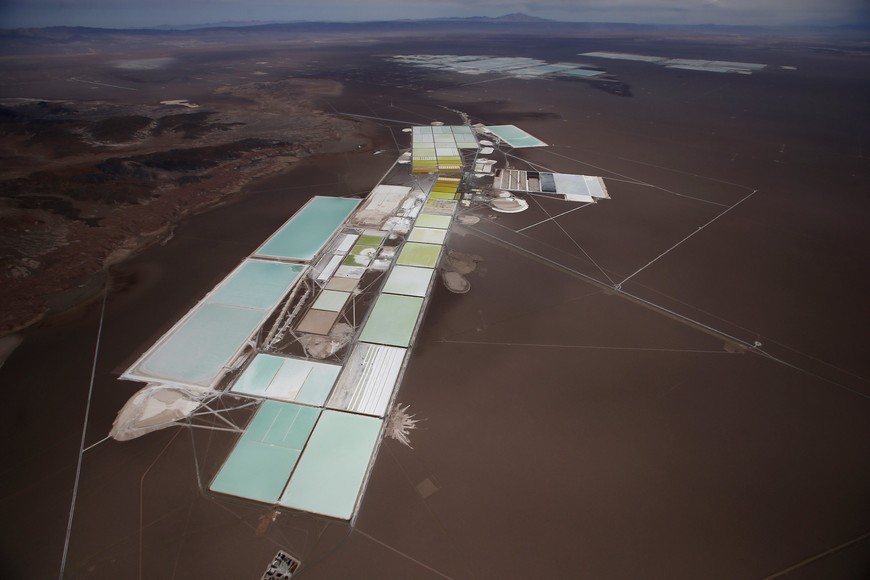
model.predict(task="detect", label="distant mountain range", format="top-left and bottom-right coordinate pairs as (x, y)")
top-left (146, 13), bottom-right (552, 31)
top-left (2, 12), bottom-right (868, 36)
top-left (425, 13), bottom-right (552, 24)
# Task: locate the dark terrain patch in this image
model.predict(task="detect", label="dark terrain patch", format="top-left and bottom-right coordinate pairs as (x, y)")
top-left (89, 115), bottom-right (152, 142)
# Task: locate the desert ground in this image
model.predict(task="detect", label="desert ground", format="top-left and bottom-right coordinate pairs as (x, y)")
top-left (1, 26), bottom-right (869, 579)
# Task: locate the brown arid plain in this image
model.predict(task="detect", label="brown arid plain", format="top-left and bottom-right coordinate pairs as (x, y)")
top-left (1, 22), bottom-right (869, 580)
top-left (0, 41), bottom-right (368, 333)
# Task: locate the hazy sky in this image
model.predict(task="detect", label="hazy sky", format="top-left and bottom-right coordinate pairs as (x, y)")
top-left (1, 0), bottom-right (868, 28)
